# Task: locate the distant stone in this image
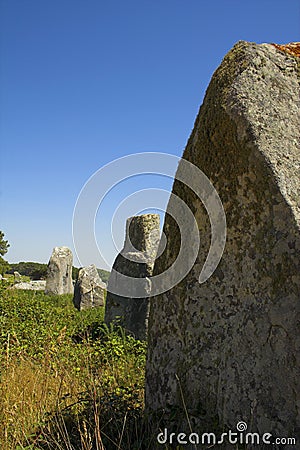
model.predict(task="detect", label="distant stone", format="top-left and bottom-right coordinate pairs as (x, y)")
top-left (73, 264), bottom-right (106, 310)
top-left (12, 280), bottom-right (46, 291)
top-left (13, 271), bottom-right (22, 281)
top-left (105, 214), bottom-right (160, 340)
top-left (45, 246), bottom-right (73, 295)
top-left (146, 41), bottom-right (300, 442)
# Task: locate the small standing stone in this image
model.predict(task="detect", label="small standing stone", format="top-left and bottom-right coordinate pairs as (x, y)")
top-left (73, 264), bottom-right (106, 311)
top-left (13, 271), bottom-right (22, 282)
top-left (45, 246), bottom-right (73, 295)
top-left (105, 214), bottom-right (160, 340)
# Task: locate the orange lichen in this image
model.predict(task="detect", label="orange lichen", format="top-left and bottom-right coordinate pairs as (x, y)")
top-left (272, 42), bottom-right (300, 58)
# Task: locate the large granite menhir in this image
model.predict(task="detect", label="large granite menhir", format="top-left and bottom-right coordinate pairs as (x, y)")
top-left (105, 214), bottom-right (160, 340)
top-left (73, 264), bottom-right (106, 310)
top-left (146, 41), bottom-right (300, 444)
top-left (45, 246), bottom-right (74, 295)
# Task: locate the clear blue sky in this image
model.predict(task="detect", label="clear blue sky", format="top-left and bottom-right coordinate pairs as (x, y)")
top-left (1, 0), bottom-right (299, 268)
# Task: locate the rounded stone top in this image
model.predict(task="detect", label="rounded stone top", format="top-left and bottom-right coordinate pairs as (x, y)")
top-left (52, 246), bottom-right (73, 257)
top-left (126, 213), bottom-right (160, 225)
top-left (124, 214), bottom-right (160, 255)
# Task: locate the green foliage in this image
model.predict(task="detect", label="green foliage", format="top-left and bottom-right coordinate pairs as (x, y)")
top-left (7, 262), bottom-right (87, 281)
top-left (0, 289), bottom-right (105, 361)
top-left (97, 268), bottom-right (110, 283)
top-left (0, 231), bottom-right (10, 276)
top-left (0, 285), bottom-right (149, 449)
top-left (0, 256), bottom-right (10, 276)
top-left (0, 230), bottom-right (9, 257)
top-left (72, 266), bottom-right (79, 280)
top-left (7, 262), bottom-right (48, 280)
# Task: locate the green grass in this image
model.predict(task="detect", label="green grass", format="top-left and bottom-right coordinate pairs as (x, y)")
top-left (0, 284), bottom-right (245, 450)
top-left (0, 286), bottom-right (150, 450)
top-left (4, 273), bottom-right (31, 283)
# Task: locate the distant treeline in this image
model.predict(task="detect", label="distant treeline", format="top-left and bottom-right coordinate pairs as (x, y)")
top-left (7, 262), bottom-right (48, 280)
top-left (97, 268), bottom-right (110, 284)
top-left (7, 262), bottom-right (110, 283)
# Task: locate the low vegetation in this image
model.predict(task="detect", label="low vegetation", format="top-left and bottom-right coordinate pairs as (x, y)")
top-left (0, 283), bottom-right (153, 450)
top-left (6, 262), bottom-right (110, 284)
top-left (0, 231), bottom-right (10, 276)
top-left (7, 262), bottom-right (48, 280)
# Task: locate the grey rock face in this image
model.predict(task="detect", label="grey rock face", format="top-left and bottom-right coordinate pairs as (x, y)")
top-left (73, 264), bottom-right (106, 310)
top-left (45, 246), bottom-right (73, 295)
top-left (145, 41), bottom-right (300, 442)
top-left (105, 214), bottom-right (160, 340)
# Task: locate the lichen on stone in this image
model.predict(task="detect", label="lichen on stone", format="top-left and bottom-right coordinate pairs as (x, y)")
top-left (145, 41), bottom-right (300, 444)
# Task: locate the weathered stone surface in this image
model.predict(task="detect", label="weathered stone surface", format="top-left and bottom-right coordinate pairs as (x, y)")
top-left (146, 41), bottom-right (300, 443)
top-left (12, 280), bottom-right (46, 291)
top-left (105, 214), bottom-right (160, 340)
top-left (73, 264), bottom-right (106, 310)
top-left (45, 246), bottom-right (73, 295)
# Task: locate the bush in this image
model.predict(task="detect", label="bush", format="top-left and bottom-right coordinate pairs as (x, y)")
top-left (0, 256), bottom-right (10, 276)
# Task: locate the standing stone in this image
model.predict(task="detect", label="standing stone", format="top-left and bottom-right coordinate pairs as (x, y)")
top-left (105, 214), bottom-right (160, 340)
top-left (13, 271), bottom-right (22, 282)
top-left (146, 41), bottom-right (300, 443)
top-left (45, 246), bottom-right (73, 295)
top-left (73, 264), bottom-right (106, 310)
